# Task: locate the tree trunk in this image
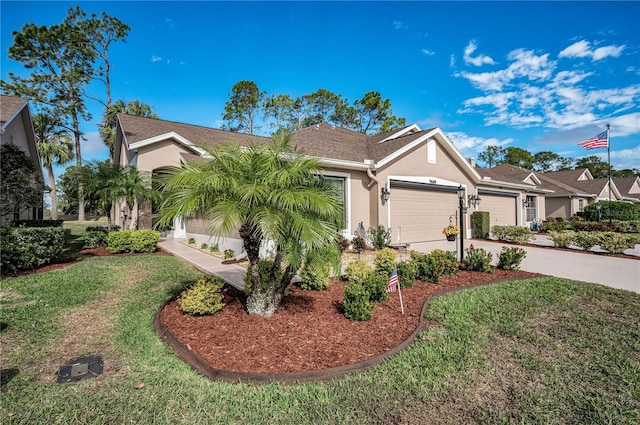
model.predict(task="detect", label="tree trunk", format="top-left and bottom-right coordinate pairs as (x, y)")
top-left (46, 165), bottom-right (58, 220)
top-left (73, 113), bottom-right (85, 222)
top-left (245, 290), bottom-right (283, 318)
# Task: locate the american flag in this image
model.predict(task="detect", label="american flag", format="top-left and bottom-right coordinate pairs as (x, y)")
top-left (578, 131), bottom-right (608, 150)
top-left (386, 268), bottom-right (399, 293)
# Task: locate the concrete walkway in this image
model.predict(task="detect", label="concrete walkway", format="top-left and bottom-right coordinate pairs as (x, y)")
top-left (160, 237), bottom-right (640, 295)
top-left (159, 238), bottom-right (247, 290)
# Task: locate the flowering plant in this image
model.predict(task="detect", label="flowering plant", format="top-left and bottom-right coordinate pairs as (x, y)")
top-left (442, 225), bottom-right (459, 237)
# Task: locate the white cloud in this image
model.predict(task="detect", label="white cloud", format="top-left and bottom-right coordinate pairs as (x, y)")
top-left (450, 54), bottom-right (456, 68)
top-left (558, 39), bottom-right (625, 61)
top-left (463, 40), bottom-right (495, 67)
top-left (151, 55), bottom-right (162, 62)
top-left (80, 132), bottom-right (109, 160)
top-left (609, 144), bottom-right (640, 170)
top-left (446, 131), bottom-right (513, 155)
top-left (421, 49), bottom-right (435, 56)
top-left (393, 20), bottom-right (407, 30)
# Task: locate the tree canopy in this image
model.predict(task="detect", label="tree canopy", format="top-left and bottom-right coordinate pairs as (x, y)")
top-left (0, 144), bottom-right (44, 221)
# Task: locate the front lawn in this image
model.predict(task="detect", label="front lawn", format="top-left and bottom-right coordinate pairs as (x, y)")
top-left (1, 254), bottom-right (638, 424)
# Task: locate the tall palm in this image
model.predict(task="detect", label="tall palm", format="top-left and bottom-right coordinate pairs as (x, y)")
top-left (157, 132), bottom-right (343, 317)
top-left (33, 113), bottom-right (74, 220)
top-left (99, 99), bottom-right (158, 161)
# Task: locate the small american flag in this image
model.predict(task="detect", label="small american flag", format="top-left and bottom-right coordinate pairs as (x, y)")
top-left (386, 268), bottom-right (399, 293)
top-left (578, 131), bottom-right (608, 150)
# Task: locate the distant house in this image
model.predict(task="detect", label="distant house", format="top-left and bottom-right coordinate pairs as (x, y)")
top-left (113, 114), bottom-right (548, 252)
top-left (613, 176), bottom-right (640, 211)
top-left (538, 168), bottom-right (623, 218)
top-left (0, 95), bottom-right (43, 224)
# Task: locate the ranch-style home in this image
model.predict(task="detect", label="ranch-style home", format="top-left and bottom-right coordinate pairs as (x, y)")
top-left (113, 114), bottom-right (549, 252)
top-left (0, 95), bottom-right (43, 224)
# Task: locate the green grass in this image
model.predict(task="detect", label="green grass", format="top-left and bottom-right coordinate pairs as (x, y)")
top-left (1, 254), bottom-right (639, 424)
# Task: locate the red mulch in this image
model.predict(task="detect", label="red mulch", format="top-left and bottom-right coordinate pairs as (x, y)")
top-left (160, 268), bottom-right (541, 374)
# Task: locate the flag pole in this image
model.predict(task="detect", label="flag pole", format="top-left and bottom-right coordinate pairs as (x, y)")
top-left (397, 280), bottom-right (405, 315)
top-left (607, 123), bottom-right (612, 225)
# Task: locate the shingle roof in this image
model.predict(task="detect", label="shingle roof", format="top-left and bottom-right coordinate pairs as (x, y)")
top-left (542, 168), bottom-right (590, 183)
top-left (476, 164), bottom-right (537, 186)
top-left (0, 95), bottom-right (27, 126)
top-left (613, 176), bottom-right (640, 196)
top-left (118, 114), bottom-right (433, 164)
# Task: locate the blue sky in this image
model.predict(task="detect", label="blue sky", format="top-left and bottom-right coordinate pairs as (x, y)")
top-left (2, 1), bottom-right (639, 184)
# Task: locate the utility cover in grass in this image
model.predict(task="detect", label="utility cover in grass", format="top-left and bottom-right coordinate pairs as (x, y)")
top-left (57, 355), bottom-right (103, 384)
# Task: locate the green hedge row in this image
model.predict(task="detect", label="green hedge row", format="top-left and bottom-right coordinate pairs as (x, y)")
top-left (107, 230), bottom-right (160, 254)
top-left (12, 219), bottom-right (64, 228)
top-left (1, 226), bottom-right (65, 273)
top-left (547, 231), bottom-right (639, 253)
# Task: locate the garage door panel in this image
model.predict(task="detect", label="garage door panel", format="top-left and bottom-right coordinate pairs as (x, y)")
top-left (390, 188), bottom-right (458, 243)
top-left (480, 194), bottom-right (517, 226)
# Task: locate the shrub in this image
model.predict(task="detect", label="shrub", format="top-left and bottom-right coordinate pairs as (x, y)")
top-left (542, 220), bottom-right (567, 232)
top-left (299, 261), bottom-right (331, 291)
top-left (351, 235), bottom-right (367, 252)
top-left (187, 237), bottom-right (195, 245)
top-left (548, 231), bottom-right (575, 248)
top-left (178, 275), bottom-right (225, 316)
top-left (411, 249), bottom-right (458, 284)
top-left (471, 211), bottom-right (490, 239)
top-left (396, 261), bottom-right (417, 288)
top-left (497, 246), bottom-right (527, 270)
top-left (573, 231), bottom-right (601, 250)
top-left (598, 233), bottom-right (639, 253)
top-left (200, 243), bottom-right (208, 250)
top-left (108, 230), bottom-right (132, 253)
top-left (0, 225), bottom-right (65, 272)
top-left (343, 284), bottom-right (375, 321)
top-left (462, 247), bottom-right (493, 273)
top-left (224, 249), bottom-right (235, 259)
top-left (209, 243), bottom-right (219, 252)
top-left (572, 221), bottom-right (614, 232)
top-left (492, 225), bottom-right (532, 244)
top-left (13, 219), bottom-right (63, 227)
top-left (337, 235), bottom-right (350, 253)
top-left (362, 270), bottom-right (389, 303)
top-left (129, 230), bottom-right (160, 253)
top-left (83, 230), bottom-right (108, 248)
top-left (581, 200), bottom-right (640, 221)
top-left (369, 225), bottom-right (391, 250)
top-left (344, 260), bottom-right (373, 285)
top-left (374, 247), bottom-right (397, 275)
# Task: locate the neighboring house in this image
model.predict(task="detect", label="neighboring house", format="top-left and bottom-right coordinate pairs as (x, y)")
top-left (113, 114), bottom-right (548, 251)
top-left (613, 176), bottom-right (640, 210)
top-left (0, 95), bottom-right (43, 224)
top-left (539, 168), bottom-right (623, 218)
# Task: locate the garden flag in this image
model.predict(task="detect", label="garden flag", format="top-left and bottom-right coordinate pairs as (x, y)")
top-left (386, 268), bottom-right (404, 315)
top-left (578, 131), bottom-right (608, 150)
top-left (386, 268), bottom-right (399, 292)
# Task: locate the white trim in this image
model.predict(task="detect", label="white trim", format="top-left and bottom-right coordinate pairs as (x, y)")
top-left (128, 131), bottom-right (212, 158)
top-left (0, 99), bottom-right (28, 132)
top-left (318, 157), bottom-right (371, 170)
top-left (378, 123), bottom-right (422, 143)
top-left (319, 170), bottom-right (352, 237)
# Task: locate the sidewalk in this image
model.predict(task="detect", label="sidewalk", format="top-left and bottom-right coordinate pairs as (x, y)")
top-left (158, 238), bottom-right (246, 290)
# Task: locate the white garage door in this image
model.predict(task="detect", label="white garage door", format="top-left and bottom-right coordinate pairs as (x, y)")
top-left (389, 182), bottom-right (459, 243)
top-left (479, 192), bottom-right (517, 226)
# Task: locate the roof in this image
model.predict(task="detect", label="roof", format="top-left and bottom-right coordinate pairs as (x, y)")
top-left (613, 176), bottom-right (640, 196)
top-left (1, 95), bottom-right (28, 128)
top-left (542, 168), bottom-right (592, 183)
top-left (117, 113), bottom-right (435, 164)
top-left (476, 164), bottom-right (539, 186)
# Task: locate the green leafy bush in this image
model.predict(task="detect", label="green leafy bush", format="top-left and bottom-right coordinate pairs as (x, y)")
top-left (492, 225), bottom-right (532, 244)
top-left (542, 220), bottom-right (567, 232)
top-left (343, 284), bottom-right (375, 321)
top-left (374, 247), bottom-right (397, 275)
top-left (178, 275), bottom-right (225, 316)
top-left (108, 230), bottom-right (132, 253)
top-left (611, 220), bottom-right (640, 233)
top-left (129, 230), bottom-right (160, 253)
top-left (1, 225), bottom-right (65, 272)
top-left (412, 249), bottom-right (458, 284)
top-left (363, 270), bottom-right (389, 303)
top-left (598, 233), bottom-right (639, 253)
top-left (224, 249), bottom-right (235, 259)
top-left (200, 243), bottom-right (208, 250)
top-left (571, 221), bottom-right (614, 232)
top-left (580, 200), bottom-right (640, 221)
top-left (396, 261), bottom-right (417, 288)
top-left (337, 235), bottom-right (350, 253)
top-left (471, 211), bottom-right (490, 239)
top-left (187, 238), bottom-right (195, 245)
top-left (344, 260), bottom-right (373, 285)
top-left (299, 261), bottom-right (331, 291)
top-left (462, 247), bottom-right (493, 273)
top-left (548, 231), bottom-right (575, 248)
top-left (243, 259), bottom-right (283, 293)
top-left (83, 230), bottom-right (108, 248)
top-left (13, 219), bottom-right (63, 227)
top-left (497, 246), bottom-right (527, 270)
top-left (369, 225), bottom-right (391, 250)
top-left (209, 244), bottom-right (219, 253)
top-left (573, 231), bottom-right (601, 250)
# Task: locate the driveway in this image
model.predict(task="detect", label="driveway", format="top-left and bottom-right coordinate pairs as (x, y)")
top-left (409, 238), bottom-right (640, 294)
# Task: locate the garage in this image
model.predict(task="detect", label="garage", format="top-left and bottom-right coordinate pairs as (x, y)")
top-left (389, 181), bottom-right (460, 243)
top-left (478, 190), bottom-right (518, 226)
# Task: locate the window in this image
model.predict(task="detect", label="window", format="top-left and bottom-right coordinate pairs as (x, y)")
top-left (578, 199), bottom-right (584, 211)
top-left (525, 195), bottom-right (537, 222)
top-left (322, 175), bottom-right (347, 230)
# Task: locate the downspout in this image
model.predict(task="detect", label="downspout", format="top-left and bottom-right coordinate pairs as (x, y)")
top-left (366, 161), bottom-right (379, 229)
top-left (366, 161), bottom-right (378, 188)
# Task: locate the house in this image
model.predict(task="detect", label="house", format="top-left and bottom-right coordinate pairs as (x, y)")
top-left (538, 169), bottom-right (623, 218)
top-left (113, 114), bottom-right (549, 251)
top-left (0, 95), bottom-right (43, 224)
top-left (613, 176), bottom-right (640, 211)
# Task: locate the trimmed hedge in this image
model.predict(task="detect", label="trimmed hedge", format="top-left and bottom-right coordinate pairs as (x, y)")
top-left (1, 225), bottom-right (65, 272)
top-left (178, 275), bottom-right (225, 316)
top-left (299, 261), bottom-right (331, 291)
top-left (579, 200), bottom-right (640, 221)
top-left (12, 219), bottom-right (64, 228)
top-left (547, 230), bottom-right (639, 253)
top-left (107, 230), bottom-right (160, 254)
top-left (471, 211), bottom-right (490, 239)
top-left (491, 225), bottom-right (532, 244)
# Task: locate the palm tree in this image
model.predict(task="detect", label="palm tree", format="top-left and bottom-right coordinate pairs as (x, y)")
top-left (99, 99), bottom-right (158, 161)
top-left (33, 113), bottom-right (74, 220)
top-left (156, 132), bottom-right (343, 317)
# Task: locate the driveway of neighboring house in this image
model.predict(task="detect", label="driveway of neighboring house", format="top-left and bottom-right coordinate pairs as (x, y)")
top-left (410, 237), bottom-right (640, 294)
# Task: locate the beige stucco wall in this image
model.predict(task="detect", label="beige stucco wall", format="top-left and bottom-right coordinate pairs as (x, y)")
top-left (136, 139), bottom-right (191, 172)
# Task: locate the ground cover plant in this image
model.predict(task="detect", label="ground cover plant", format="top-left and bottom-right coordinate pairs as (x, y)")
top-left (1, 254), bottom-right (638, 424)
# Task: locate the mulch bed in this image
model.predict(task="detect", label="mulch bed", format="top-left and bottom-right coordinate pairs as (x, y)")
top-left (160, 268), bottom-right (541, 375)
